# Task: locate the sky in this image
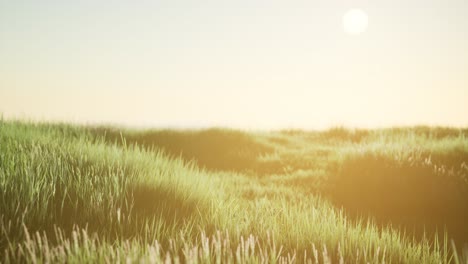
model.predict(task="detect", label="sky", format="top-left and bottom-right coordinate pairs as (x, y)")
top-left (1, 0), bottom-right (467, 129)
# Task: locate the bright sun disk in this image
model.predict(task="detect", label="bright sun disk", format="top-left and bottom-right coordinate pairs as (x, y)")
top-left (343, 9), bottom-right (369, 35)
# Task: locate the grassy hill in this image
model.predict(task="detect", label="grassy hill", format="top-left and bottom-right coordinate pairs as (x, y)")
top-left (1, 120), bottom-right (467, 263)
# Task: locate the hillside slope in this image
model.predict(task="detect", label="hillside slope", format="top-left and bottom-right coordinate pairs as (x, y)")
top-left (1, 121), bottom-right (467, 263)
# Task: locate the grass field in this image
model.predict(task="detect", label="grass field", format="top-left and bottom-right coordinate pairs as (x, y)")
top-left (1, 120), bottom-right (467, 263)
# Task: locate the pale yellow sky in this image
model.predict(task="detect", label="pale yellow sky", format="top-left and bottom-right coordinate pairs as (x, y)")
top-left (1, 0), bottom-right (467, 129)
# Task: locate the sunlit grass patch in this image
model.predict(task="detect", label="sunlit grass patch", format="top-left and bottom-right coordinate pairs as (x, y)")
top-left (0, 122), bottom-right (217, 242)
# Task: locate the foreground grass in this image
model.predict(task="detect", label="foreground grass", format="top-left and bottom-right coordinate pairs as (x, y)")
top-left (1, 121), bottom-right (467, 263)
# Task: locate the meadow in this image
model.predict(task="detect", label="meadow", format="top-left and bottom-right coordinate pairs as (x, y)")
top-left (1, 120), bottom-right (467, 263)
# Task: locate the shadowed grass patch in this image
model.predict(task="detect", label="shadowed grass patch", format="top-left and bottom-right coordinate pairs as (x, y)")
top-left (327, 152), bottom-right (468, 244)
top-left (90, 127), bottom-right (273, 172)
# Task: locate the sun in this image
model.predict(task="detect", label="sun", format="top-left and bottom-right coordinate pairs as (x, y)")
top-left (343, 9), bottom-right (369, 35)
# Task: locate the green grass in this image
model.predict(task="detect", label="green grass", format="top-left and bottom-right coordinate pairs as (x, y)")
top-left (1, 120), bottom-right (467, 263)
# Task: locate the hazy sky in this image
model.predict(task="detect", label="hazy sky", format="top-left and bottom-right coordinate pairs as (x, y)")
top-left (1, 0), bottom-right (467, 129)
